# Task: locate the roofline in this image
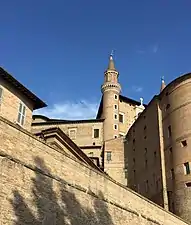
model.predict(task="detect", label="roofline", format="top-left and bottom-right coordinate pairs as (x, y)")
top-left (96, 94), bottom-right (147, 119)
top-left (32, 114), bottom-right (104, 126)
top-left (159, 72), bottom-right (191, 97)
top-left (125, 95), bottom-right (158, 138)
top-left (35, 127), bottom-right (103, 172)
top-left (0, 67), bottom-right (47, 110)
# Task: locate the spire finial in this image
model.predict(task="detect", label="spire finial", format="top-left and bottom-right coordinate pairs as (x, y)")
top-left (108, 50), bottom-right (116, 71)
top-left (160, 76), bottom-right (166, 92)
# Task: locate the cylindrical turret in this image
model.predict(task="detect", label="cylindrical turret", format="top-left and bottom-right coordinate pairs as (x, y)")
top-left (160, 73), bottom-right (191, 223)
top-left (101, 54), bottom-right (121, 141)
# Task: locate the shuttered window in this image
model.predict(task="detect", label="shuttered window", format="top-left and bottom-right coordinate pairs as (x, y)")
top-left (17, 102), bottom-right (26, 126)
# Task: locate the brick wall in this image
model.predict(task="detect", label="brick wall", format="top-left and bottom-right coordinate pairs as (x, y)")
top-left (0, 79), bottom-right (33, 131)
top-left (0, 116), bottom-right (188, 225)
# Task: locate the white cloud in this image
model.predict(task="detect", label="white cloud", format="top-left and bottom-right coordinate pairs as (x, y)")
top-left (34, 100), bottom-right (99, 120)
top-left (136, 43), bottom-right (159, 54)
top-left (132, 86), bottom-right (143, 93)
top-left (152, 44), bottom-right (159, 53)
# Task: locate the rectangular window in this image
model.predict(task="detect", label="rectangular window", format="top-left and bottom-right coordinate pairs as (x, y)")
top-left (119, 113), bottom-right (124, 123)
top-left (94, 129), bottom-right (99, 138)
top-left (17, 102), bottom-right (26, 126)
top-left (145, 159), bottom-right (148, 169)
top-left (106, 151), bottom-right (112, 161)
top-left (0, 87), bottom-right (3, 104)
top-left (145, 180), bottom-right (149, 193)
top-left (181, 140), bottom-right (187, 147)
top-left (133, 158), bottom-right (135, 166)
top-left (186, 182), bottom-right (191, 187)
top-left (69, 129), bottom-right (76, 139)
top-left (168, 125), bottom-right (172, 138)
top-left (171, 169), bottom-right (175, 180)
top-left (154, 151), bottom-right (157, 161)
top-left (184, 162), bottom-right (190, 175)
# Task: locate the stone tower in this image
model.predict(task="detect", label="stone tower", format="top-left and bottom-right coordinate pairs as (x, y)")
top-left (101, 54), bottom-right (121, 141)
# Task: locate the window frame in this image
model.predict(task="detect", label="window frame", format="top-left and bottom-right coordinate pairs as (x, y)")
top-left (184, 162), bottom-right (190, 175)
top-left (119, 113), bottom-right (124, 123)
top-left (17, 102), bottom-right (26, 126)
top-left (106, 151), bottom-right (112, 161)
top-left (93, 128), bottom-right (100, 138)
top-left (68, 128), bottom-right (77, 140)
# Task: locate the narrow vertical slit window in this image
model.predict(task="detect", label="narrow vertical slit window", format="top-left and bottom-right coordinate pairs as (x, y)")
top-left (184, 162), bottom-right (190, 175)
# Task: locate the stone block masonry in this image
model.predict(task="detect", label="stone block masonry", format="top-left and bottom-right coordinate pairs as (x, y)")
top-left (0, 116), bottom-right (189, 225)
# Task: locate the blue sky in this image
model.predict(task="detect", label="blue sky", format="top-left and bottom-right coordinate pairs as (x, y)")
top-left (1, 1), bottom-right (191, 119)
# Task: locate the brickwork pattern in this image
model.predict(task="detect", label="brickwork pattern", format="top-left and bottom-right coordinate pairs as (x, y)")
top-left (0, 116), bottom-right (188, 225)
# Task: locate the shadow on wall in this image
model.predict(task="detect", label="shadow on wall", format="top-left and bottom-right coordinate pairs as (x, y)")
top-left (10, 157), bottom-right (114, 225)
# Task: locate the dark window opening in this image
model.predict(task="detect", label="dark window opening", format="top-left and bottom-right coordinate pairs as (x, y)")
top-left (181, 140), bottom-right (187, 147)
top-left (184, 162), bottom-right (190, 175)
top-left (119, 114), bottom-right (124, 123)
top-left (171, 169), bottom-right (175, 180)
top-left (94, 129), bottom-right (99, 138)
top-left (168, 125), bottom-right (172, 138)
top-left (186, 182), bottom-right (191, 187)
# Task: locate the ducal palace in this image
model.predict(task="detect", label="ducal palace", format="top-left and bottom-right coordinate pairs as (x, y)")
top-left (0, 54), bottom-right (191, 224)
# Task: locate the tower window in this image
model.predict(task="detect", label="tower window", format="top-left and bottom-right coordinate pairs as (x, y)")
top-left (167, 125), bottom-right (172, 138)
top-left (114, 104), bottom-right (118, 110)
top-left (165, 104), bottom-right (170, 111)
top-left (17, 102), bottom-right (26, 126)
top-left (114, 94), bottom-right (118, 100)
top-left (106, 151), bottom-right (112, 161)
top-left (171, 169), bottom-right (175, 180)
top-left (114, 135), bottom-right (118, 138)
top-left (154, 151), bottom-right (157, 160)
top-left (145, 180), bottom-right (149, 193)
top-left (186, 182), bottom-right (191, 187)
top-left (93, 129), bottom-right (99, 138)
top-left (114, 124), bottom-right (118, 130)
top-left (181, 140), bottom-right (187, 147)
top-left (145, 159), bottom-right (148, 169)
top-left (114, 114), bottom-right (118, 120)
top-left (119, 113), bottom-right (124, 123)
top-left (184, 162), bottom-right (190, 175)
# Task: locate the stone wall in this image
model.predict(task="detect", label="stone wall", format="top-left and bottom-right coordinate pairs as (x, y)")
top-left (0, 116), bottom-right (188, 225)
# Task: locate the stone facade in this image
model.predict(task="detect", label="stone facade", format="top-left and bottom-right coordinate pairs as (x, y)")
top-left (0, 116), bottom-right (188, 225)
top-left (32, 55), bottom-right (145, 183)
top-left (125, 73), bottom-right (191, 223)
top-left (2, 56), bottom-right (191, 224)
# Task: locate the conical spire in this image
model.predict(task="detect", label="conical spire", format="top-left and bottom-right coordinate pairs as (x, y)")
top-left (107, 51), bottom-right (116, 71)
top-left (160, 76), bottom-right (166, 92)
